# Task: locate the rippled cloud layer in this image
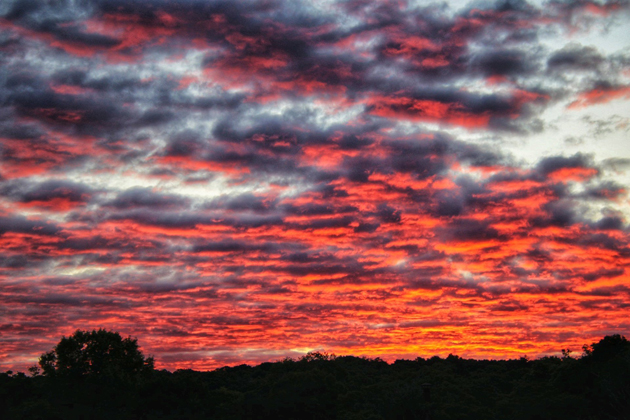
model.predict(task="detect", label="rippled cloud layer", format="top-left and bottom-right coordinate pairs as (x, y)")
top-left (1, 0), bottom-right (629, 370)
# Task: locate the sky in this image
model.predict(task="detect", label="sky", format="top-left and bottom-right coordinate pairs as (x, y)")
top-left (1, 0), bottom-right (629, 372)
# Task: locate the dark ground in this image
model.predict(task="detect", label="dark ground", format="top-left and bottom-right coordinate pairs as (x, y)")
top-left (1, 334), bottom-right (629, 420)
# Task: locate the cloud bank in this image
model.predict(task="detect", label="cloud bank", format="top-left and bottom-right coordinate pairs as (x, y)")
top-left (1, 0), bottom-right (629, 370)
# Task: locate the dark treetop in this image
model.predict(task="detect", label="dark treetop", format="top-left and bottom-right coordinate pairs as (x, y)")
top-left (1, 331), bottom-right (629, 420)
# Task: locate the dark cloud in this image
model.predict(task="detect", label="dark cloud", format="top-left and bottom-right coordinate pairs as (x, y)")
top-left (281, 202), bottom-right (358, 216)
top-left (192, 240), bottom-right (279, 253)
top-left (434, 189), bottom-right (465, 217)
top-left (580, 268), bottom-right (625, 282)
top-left (531, 199), bottom-right (578, 228)
top-left (0, 215), bottom-right (60, 236)
top-left (107, 209), bottom-right (285, 230)
top-left (0, 179), bottom-right (92, 205)
top-left (107, 187), bottom-right (189, 210)
top-left (593, 215), bottom-right (625, 230)
top-left (437, 218), bottom-right (503, 242)
top-left (1, 0), bottom-right (629, 373)
top-left (288, 215), bottom-right (356, 230)
top-left (536, 153), bottom-right (597, 178)
top-left (490, 300), bottom-right (530, 312)
top-left (583, 181), bottom-right (626, 200)
top-left (354, 222), bottom-right (380, 233)
top-left (0, 254), bottom-right (31, 268)
top-left (472, 48), bottom-right (537, 77)
top-left (376, 204), bottom-right (401, 224)
top-left (577, 232), bottom-right (626, 252)
top-left (207, 193), bottom-right (275, 213)
top-left (547, 43), bottom-right (604, 72)
top-left (6, 292), bottom-right (128, 308)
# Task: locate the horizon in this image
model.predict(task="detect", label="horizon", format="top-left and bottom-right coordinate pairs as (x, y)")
top-left (1, 0), bottom-right (629, 373)
top-left (14, 330), bottom-right (627, 375)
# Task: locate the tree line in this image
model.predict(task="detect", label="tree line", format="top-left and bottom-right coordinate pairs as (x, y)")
top-left (1, 330), bottom-right (629, 419)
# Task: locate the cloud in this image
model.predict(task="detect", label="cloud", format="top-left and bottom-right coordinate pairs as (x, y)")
top-left (1, 0), bottom-right (629, 372)
top-left (568, 84), bottom-right (630, 109)
top-left (547, 43), bottom-right (604, 72)
top-left (106, 187), bottom-right (190, 210)
top-left (0, 179), bottom-right (93, 210)
top-left (0, 215), bottom-right (60, 236)
top-left (536, 153), bottom-right (598, 180)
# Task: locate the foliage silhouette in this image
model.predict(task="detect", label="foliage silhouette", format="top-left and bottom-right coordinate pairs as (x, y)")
top-left (38, 329), bottom-right (154, 378)
top-left (1, 333), bottom-right (629, 419)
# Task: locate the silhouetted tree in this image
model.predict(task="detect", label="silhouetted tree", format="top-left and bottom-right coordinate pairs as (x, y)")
top-left (38, 329), bottom-right (154, 377)
top-left (1, 333), bottom-right (626, 420)
top-left (583, 333), bottom-right (629, 361)
top-left (300, 351), bottom-right (337, 362)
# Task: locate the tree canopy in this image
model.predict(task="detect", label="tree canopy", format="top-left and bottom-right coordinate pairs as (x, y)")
top-left (38, 329), bottom-right (154, 377)
top-left (1, 333), bottom-right (627, 419)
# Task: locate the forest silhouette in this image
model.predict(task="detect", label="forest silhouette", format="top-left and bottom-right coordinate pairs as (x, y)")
top-left (1, 330), bottom-right (629, 420)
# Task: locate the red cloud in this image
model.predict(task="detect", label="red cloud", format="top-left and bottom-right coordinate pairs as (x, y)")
top-left (366, 95), bottom-right (492, 127)
top-left (1, 0), bottom-right (629, 374)
top-left (568, 86), bottom-right (630, 109)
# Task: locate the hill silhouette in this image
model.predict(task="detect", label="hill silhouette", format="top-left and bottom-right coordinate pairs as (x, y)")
top-left (1, 331), bottom-right (628, 420)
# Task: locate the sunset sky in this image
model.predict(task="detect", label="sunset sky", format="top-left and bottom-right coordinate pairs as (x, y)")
top-left (1, 0), bottom-right (630, 372)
